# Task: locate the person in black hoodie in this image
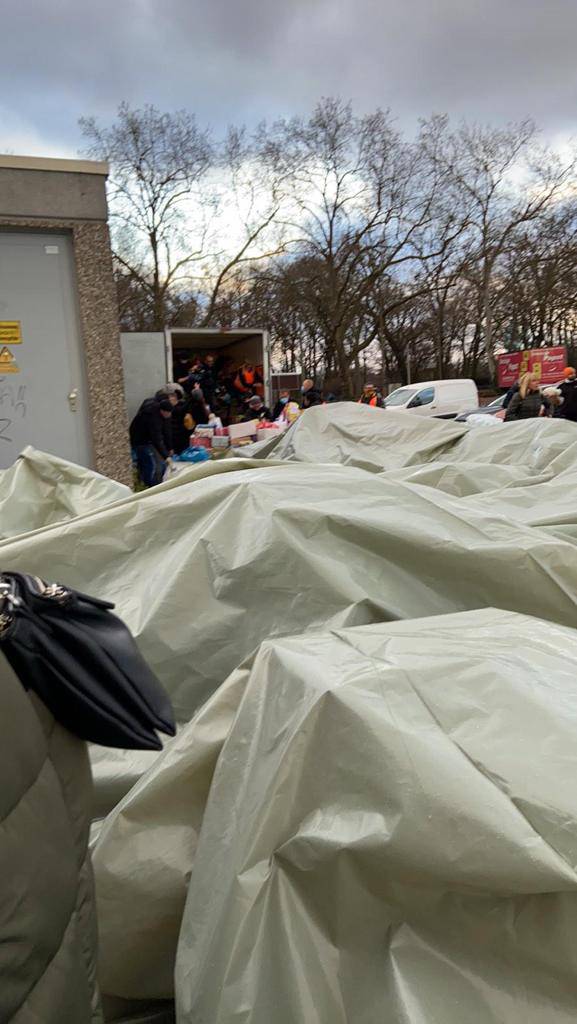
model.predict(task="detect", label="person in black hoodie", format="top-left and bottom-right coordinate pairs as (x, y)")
top-left (193, 354), bottom-right (218, 410)
top-left (559, 367), bottom-right (577, 422)
top-left (130, 398), bottom-right (173, 487)
top-left (171, 387), bottom-right (210, 453)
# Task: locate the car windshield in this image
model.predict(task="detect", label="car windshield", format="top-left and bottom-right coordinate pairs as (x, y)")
top-left (385, 388), bottom-right (418, 407)
top-left (486, 395), bottom-right (505, 410)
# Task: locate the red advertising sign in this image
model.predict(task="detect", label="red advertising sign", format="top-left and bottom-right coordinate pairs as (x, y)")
top-left (497, 347), bottom-right (567, 388)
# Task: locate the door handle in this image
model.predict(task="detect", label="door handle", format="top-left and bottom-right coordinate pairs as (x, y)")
top-left (68, 388), bottom-right (78, 412)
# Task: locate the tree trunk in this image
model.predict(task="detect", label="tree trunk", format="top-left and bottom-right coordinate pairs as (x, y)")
top-left (334, 333), bottom-right (354, 398)
top-left (482, 263), bottom-right (496, 382)
top-left (435, 296), bottom-right (446, 378)
top-left (150, 230), bottom-right (164, 330)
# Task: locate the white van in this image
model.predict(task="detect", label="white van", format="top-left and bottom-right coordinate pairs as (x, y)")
top-left (384, 379), bottom-right (478, 419)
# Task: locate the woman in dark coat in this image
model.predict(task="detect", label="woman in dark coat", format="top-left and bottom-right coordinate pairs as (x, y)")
top-left (504, 373), bottom-right (543, 421)
top-left (171, 388), bottom-right (210, 453)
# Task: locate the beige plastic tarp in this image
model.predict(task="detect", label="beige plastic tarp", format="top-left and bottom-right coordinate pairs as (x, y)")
top-left (257, 401), bottom-right (577, 482)
top-left (2, 456), bottom-right (577, 726)
top-left (261, 402), bottom-right (468, 471)
top-left (4, 413), bottom-right (577, 1015)
top-left (0, 446), bottom-right (130, 539)
top-left (69, 431), bottom-right (577, 1005)
top-left (174, 609), bottom-right (577, 1023)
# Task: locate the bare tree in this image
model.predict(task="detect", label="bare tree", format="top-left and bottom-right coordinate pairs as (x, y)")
top-left (199, 125), bottom-right (293, 327)
top-left (498, 206), bottom-right (577, 348)
top-left (82, 105), bottom-right (297, 331)
top-left (87, 100), bottom-right (577, 390)
top-left (81, 103), bottom-right (213, 329)
top-left (265, 99), bottom-right (448, 394)
top-left (423, 116), bottom-right (577, 378)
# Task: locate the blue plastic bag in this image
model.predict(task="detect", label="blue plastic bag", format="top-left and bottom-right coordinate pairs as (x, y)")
top-left (174, 446), bottom-right (211, 464)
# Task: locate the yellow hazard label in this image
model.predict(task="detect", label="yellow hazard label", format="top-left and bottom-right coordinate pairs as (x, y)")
top-left (0, 346), bottom-right (20, 373)
top-left (0, 321), bottom-right (22, 345)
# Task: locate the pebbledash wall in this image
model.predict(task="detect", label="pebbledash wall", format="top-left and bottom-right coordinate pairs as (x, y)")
top-left (0, 155), bottom-right (132, 485)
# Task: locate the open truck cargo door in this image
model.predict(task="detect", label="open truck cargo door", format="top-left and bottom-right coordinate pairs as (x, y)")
top-left (120, 328), bottom-right (271, 420)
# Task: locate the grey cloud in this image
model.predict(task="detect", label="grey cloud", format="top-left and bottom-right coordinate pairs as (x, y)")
top-left (1, 0), bottom-right (576, 155)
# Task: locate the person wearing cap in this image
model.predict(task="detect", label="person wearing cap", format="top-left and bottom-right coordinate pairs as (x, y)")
top-left (155, 385), bottom-right (185, 452)
top-left (129, 396), bottom-right (173, 487)
top-left (242, 394), bottom-right (272, 423)
top-left (358, 384), bottom-right (384, 408)
top-left (559, 367), bottom-right (577, 422)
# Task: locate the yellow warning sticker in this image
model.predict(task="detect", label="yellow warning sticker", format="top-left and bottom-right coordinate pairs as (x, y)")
top-left (0, 346), bottom-right (20, 373)
top-left (0, 322), bottom-right (22, 345)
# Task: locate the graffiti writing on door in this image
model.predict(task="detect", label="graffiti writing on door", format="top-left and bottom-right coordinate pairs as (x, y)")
top-left (0, 383), bottom-right (27, 443)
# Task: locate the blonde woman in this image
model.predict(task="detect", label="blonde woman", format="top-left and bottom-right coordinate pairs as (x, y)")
top-left (505, 373), bottom-right (543, 421)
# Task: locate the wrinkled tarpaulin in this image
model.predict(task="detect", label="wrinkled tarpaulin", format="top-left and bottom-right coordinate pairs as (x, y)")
top-left (2, 453), bottom-right (577, 724)
top-left (0, 446), bottom-right (130, 539)
top-left (4, 407), bottom-right (577, 1019)
top-left (94, 607), bottom-right (577, 1021)
top-left (176, 610), bottom-right (577, 1023)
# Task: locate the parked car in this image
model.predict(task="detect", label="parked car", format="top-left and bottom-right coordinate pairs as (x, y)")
top-left (384, 379), bottom-right (478, 419)
top-left (455, 394), bottom-right (506, 423)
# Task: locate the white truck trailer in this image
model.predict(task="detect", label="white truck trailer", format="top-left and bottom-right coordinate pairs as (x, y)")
top-left (121, 327), bottom-right (271, 420)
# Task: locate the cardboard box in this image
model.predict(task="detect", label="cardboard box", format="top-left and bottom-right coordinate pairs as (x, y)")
top-left (257, 427), bottom-right (284, 442)
top-left (228, 420), bottom-right (258, 441)
top-left (191, 434), bottom-right (212, 449)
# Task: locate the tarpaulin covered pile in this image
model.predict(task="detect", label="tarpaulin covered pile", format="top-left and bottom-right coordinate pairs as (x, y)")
top-left (250, 401), bottom-right (468, 471)
top-left (93, 607), bottom-right (577, 1021)
top-left (0, 445), bottom-right (130, 539)
top-left (3, 407), bottom-right (577, 1020)
top-left (255, 401), bottom-right (577, 486)
top-left (2, 453), bottom-right (577, 725)
top-left (175, 609), bottom-right (577, 1023)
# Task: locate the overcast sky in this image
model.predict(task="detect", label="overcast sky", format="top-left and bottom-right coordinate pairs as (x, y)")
top-left (2, 0), bottom-right (576, 157)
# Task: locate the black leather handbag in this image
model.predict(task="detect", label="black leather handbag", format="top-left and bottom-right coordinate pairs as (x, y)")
top-left (0, 572), bottom-right (175, 750)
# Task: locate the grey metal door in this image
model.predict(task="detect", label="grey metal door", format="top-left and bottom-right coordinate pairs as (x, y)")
top-left (0, 232), bottom-right (92, 468)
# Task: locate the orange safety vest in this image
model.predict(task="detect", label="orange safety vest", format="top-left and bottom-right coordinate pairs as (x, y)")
top-left (235, 368), bottom-right (256, 393)
top-left (358, 395), bottom-right (378, 407)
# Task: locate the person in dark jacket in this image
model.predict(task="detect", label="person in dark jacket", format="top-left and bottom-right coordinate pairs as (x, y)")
top-left (178, 357), bottom-right (203, 396)
top-left (130, 398), bottom-right (173, 487)
top-left (301, 379), bottom-right (323, 409)
top-left (503, 382), bottom-right (520, 409)
top-left (272, 390), bottom-right (291, 420)
top-left (242, 395), bottom-right (272, 423)
top-left (171, 388), bottom-right (210, 453)
top-left (155, 385), bottom-right (185, 452)
top-left (196, 355), bottom-right (218, 410)
top-left (542, 386), bottom-right (564, 417)
top-left (559, 367), bottom-right (577, 423)
top-left (504, 373), bottom-right (543, 421)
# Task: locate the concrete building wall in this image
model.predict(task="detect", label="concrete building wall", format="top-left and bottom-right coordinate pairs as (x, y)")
top-left (0, 156), bottom-right (109, 221)
top-left (0, 156), bottom-right (132, 485)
